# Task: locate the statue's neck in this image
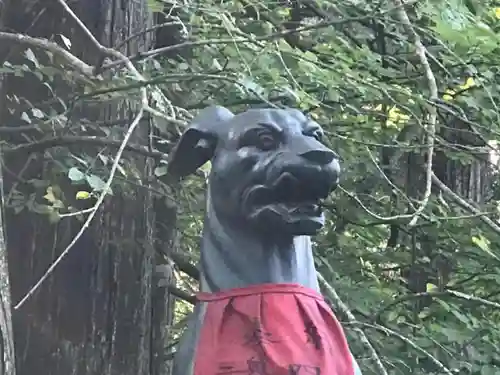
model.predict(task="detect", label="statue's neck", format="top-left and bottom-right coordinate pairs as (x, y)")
top-left (199, 193), bottom-right (319, 293)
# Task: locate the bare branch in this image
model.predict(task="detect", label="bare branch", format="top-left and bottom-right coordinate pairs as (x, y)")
top-left (338, 185), bottom-right (416, 222)
top-left (58, 208), bottom-right (94, 218)
top-left (169, 286), bottom-right (196, 305)
top-left (5, 135), bottom-right (169, 159)
top-left (0, 31), bottom-right (93, 77)
top-left (392, 0), bottom-right (438, 227)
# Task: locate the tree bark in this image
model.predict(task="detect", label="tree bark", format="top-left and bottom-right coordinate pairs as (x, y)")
top-left (0, 1), bottom-right (172, 374)
top-left (0, 3), bottom-right (18, 374)
top-left (0, 155), bottom-right (16, 375)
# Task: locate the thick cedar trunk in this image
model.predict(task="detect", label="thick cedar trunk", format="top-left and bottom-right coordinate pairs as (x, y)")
top-left (0, 1), bottom-right (173, 374)
top-left (401, 119), bottom-right (490, 311)
top-left (434, 118), bottom-right (491, 203)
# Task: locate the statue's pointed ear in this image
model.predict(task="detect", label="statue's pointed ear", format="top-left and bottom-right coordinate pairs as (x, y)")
top-left (167, 106), bottom-right (234, 179)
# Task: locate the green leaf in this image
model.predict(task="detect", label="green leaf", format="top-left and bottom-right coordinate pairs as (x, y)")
top-left (59, 34), bottom-right (72, 50)
top-left (146, 0), bottom-right (164, 12)
top-left (472, 235), bottom-right (500, 260)
top-left (426, 283), bottom-right (438, 292)
top-left (439, 327), bottom-right (468, 344)
top-left (481, 366), bottom-right (498, 375)
top-left (238, 77), bottom-right (265, 95)
top-left (31, 108), bottom-right (44, 119)
top-left (154, 165), bottom-right (168, 177)
top-left (86, 174), bottom-right (106, 191)
top-left (24, 48), bottom-right (39, 67)
top-left (200, 161), bottom-right (212, 174)
top-left (20, 112), bottom-right (31, 123)
top-left (48, 211), bottom-right (61, 224)
top-left (68, 167), bottom-right (85, 182)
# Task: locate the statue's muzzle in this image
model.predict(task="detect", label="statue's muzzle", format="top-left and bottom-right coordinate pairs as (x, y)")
top-left (290, 135), bottom-right (338, 166)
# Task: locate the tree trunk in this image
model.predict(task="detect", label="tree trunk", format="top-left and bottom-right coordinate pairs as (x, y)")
top-left (434, 118), bottom-right (491, 203)
top-left (402, 117), bottom-right (491, 311)
top-left (0, 156), bottom-right (16, 375)
top-left (0, 1), bottom-right (173, 374)
top-left (0, 3), bottom-right (19, 375)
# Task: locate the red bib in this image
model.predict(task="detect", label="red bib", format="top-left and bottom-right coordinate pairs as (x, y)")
top-left (194, 283), bottom-right (354, 375)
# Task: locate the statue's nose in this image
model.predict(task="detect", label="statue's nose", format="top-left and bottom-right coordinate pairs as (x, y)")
top-left (293, 135), bottom-right (338, 166)
top-left (299, 149), bottom-right (336, 165)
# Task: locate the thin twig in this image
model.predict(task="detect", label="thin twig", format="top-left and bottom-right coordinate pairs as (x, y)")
top-left (365, 146), bottom-right (416, 209)
top-left (13, 0), bottom-right (153, 309)
top-left (432, 172), bottom-right (500, 236)
top-left (115, 20), bottom-right (184, 50)
top-left (14, 108), bottom-right (145, 310)
top-left (392, 0), bottom-right (437, 227)
top-left (58, 208), bottom-right (94, 218)
top-left (56, 0), bottom-right (144, 85)
top-left (338, 185), bottom-right (415, 222)
top-left (103, 1), bottom-right (417, 71)
top-left (55, 0), bottom-right (174, 120)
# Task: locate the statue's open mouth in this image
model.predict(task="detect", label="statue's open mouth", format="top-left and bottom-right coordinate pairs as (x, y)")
top-left (243, 171), bottom-right (333, 234)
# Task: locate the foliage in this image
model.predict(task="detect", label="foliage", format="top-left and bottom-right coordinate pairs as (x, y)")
top-left (3, 0), bottom-right (500, 374)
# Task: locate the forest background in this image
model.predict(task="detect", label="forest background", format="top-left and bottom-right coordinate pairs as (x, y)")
top-left (0, 0), bottom-right (499, 374)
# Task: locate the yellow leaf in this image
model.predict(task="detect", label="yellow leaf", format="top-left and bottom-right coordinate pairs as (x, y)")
top-left (495, 7), bottom-right (500, 19)
top-left (43, 186), bottom-right (56, 203)
top-left (200, 161), bottom-right (212, 175)
top-left (387, 106), bottom-right (409, 126)
top-left (458, 77), bottom-right (475, 91)
top-left (426, 283), bottom-right (437, 292)
top-left (76, 191), bottom-right (90, 200)
top-left (472, 235), bottom-right (500, 260)
top-left (442, 89), bottom-right (455, 101)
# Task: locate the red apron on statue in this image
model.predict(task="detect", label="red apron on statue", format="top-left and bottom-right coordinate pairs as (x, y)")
top-left (194, 283), bottom-right (354, 375)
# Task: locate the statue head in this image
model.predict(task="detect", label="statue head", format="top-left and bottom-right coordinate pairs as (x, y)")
top-left (167, 106), bottom-right (340, 237)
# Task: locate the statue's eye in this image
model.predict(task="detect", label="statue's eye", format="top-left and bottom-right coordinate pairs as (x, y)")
top-left (256, 129), bottom-right (278, 150)
top-left (239, 127), bottom-right (281, 150)
top-left (312, 131), bottom-right (322, 141)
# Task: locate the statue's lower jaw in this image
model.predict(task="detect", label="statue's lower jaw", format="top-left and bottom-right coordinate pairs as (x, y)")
top-left (193, 283), bottom-right (355, 375)
top-left (249, 206), bottom-right (326, 236)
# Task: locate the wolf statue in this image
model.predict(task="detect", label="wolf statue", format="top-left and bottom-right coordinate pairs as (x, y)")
top-left (167, 106), bottom-right (363, 375)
